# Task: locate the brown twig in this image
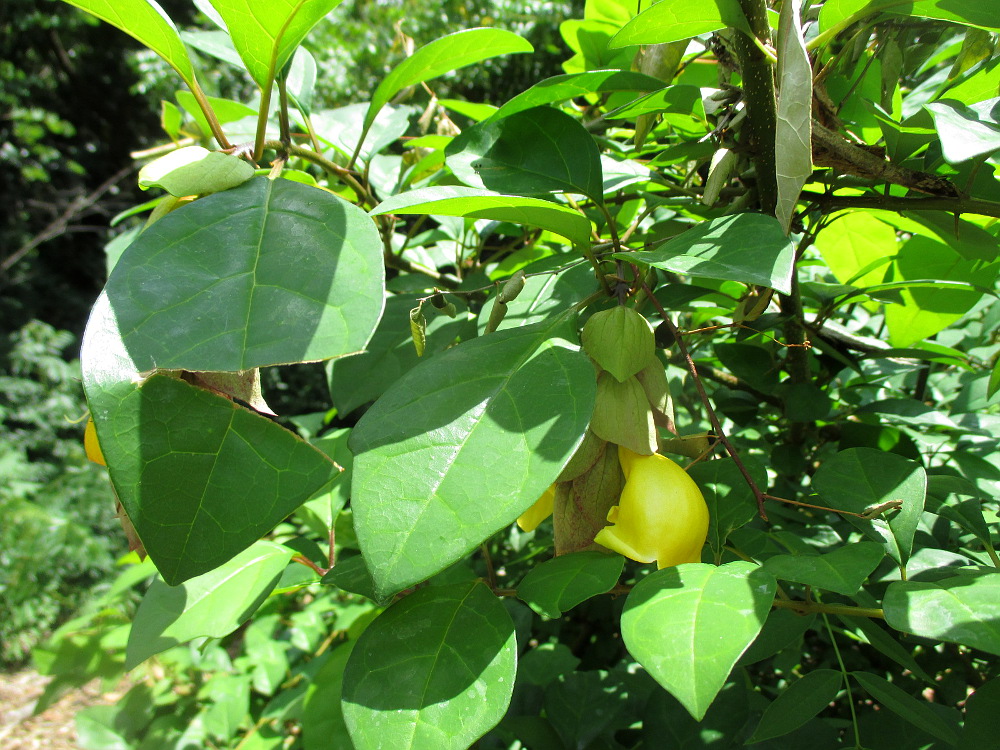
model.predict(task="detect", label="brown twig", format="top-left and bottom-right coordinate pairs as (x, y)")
top-left (639, 278), bottom-right (769, 520)
top-left (2, 164), bottom-right (135, 274)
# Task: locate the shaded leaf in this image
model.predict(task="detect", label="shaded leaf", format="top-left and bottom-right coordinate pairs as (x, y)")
top-left (82, 294), bottom-right (340, 584)
top-left (104, 177), bottom-right (385, 372)
top-left (446, 107), bottom-right (605, 203)
top-left (341, 582), bottom-right (516, 750)
top-left (748, 669), bottom-right (842, 743)
top-left (763, 542), bottom-right (885, 595)
top-left (852, 671), bottom-right (960, 745)
top-left (812, 448), bottom-right (926, 565)
top-left (517, 551), bottom-right (624, 618)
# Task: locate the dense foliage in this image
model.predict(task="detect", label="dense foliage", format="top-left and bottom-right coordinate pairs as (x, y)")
top-left (21, 0), bottom-right (1000, 748)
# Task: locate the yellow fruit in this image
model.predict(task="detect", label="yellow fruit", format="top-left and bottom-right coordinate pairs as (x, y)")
top-left (516, 485), bottom-right (556, 532)
top-left (84, 417), bottom-right (106, 466)
top-left (594, 446), bottom-right (708, 568)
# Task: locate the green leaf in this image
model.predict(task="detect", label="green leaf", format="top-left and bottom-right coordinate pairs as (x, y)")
top-left (125, 541), bottom-right (292, 669)
top-left (516, 551), bottom-right (624, 618)
top-left (812, 447), bottom-right (926, 565)
top-left (477, 258), bottom-right (597, 334)
top-left (82, 294), bottom-right (341, 584)
top-left (208, 0), bottom-right (344, 90)
top-left (988, 359), bottom-right (1000, 399)
top-left (489, 70), bottom-right (667, 121)
top-left (748, 669), bottom-right (842, 743)
top-left (884, 235), bottom-right (998, 348)
top-left (372, 186), bottom-right (594, 247)
top-left (59, 0), bottom-right (195, 85)
top-left (820, 0), bottom-right (1000, 35)
top-left (926, 97), bottom-right (1000, 164)
top-left (610, 0), bottom-right (751, 47)
top-left (852, 672), bottom-right (960, 745)
top-left (364, 28), bottom-right (533, 137)
top-left (618, 214), bottom-right (795, 295)
top-left (301, 643), bottom-right (356, 750)
top-left (326, 295), bottom-right (473, 415)
top-left (814, 211), bottom-right (896, 288)
top-left (884, 572), bottom-right (1000, 656)
top-left (349, 320), bottom-right (597, 598)
top-left (762, 542), bottom-right (885, 595)
top-left (544, 670), bottom-right (630, 749)
top-left (104, 177), bottom-right (385, 372)
top-left (689, 457), bottom-right (767, 558)
top-left (341, 581), bottom-right (516, 750)
top-left (774, 0), bottom-right (812, 234)
top-left (963, 677), bottom-right (1000, 747)
top-left (446, 107), bottom-right (605, 203)
top-left (621, 562), bottom-right (776, 720)
top-left (137, 146), bottom-right (255, 196)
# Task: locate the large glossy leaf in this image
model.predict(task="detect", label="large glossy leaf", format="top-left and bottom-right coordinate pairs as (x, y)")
top-left (884, 571), bottom-right (1000, 656)
top-left (326, 294), bottom-right (473, 415)
top-left (372, 186), bottom-right (594, 247)
top-left (852, 672), bottom-right (961, 745)
top-left (363, 28), bottom-right (532, 139)
top-left (104, 177), bottom-right (385, 372)
top-left (446, 107), bottom-right (605, 203)
top-left (489, 70), bottom-right (667, 121)
top-left (812, 448), bottom-right (926, 565)
top-left (341, 582), bottom-right (516, 750)
top-left (208, 0), bottom-right (344, 89)
top-left (619, 214), bottom-right (795, 294)
top-left (517, 551), bottom-right (624, 618)
top-left (621, 562), bottom-right (776, 720)
top-left (125, 541), bottom-right (292, 668)
top-left (59, 0), bottom-right (195, 85)
top-left (925, 97), bottom-right (1000, 164)
top-left (775, 0), bottom-right (812, 234)
top-left (349, 319), bottom-right (596, 598)
top-left (82, 293), bottom-right (341, 584)
top-left (610, 0), bottom-right (751, 47)
top-left (748, 669), bottom-right (843, 743)
top-left (763, 542), bottom-right (885, 595)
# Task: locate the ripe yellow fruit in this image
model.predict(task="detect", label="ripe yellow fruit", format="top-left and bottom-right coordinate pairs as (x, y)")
top-left (516, 485), bottom-right (556, 532)
top-left (84, 417), bottom-right (106, 466)
top-left (594, 446), bottom-right (708, 568)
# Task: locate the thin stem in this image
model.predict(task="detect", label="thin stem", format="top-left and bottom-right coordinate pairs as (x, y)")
top-left (480, 543), bottom-right (497, 590)
top-left (775, 599), bottom-right (884, 620)
top-left (189, 79), bottom-right (232, 150)
top-left (763, 493), bottom-right (870, 519)
top-left (277, 77), bottom-right (292, 146)
top-left (253, 82), bottom-right (275, 162)
top-left (291, 554), bottom-right (328, 577)
top-left (639, 277), bottom-right (769, 520)
top-left (269, 141), bottom-right (371, 206)
top-left (823, 612), bottom-right (865, 749)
